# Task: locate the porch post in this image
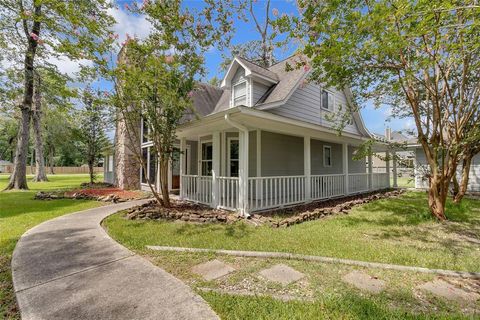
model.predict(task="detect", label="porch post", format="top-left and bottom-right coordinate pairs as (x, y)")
top-left (212, 131), bottom-right (221, 207)
top-left (392, 151), bottom-right (398, 188)
top-left (343, 143), bottom-right (349, 195)
top-left (386, 150), bottom-right (391, 188)
top-left (304, 136), bottom-right (311, 202)
top-left (179, 137), bottom-right (186, 199)
top-left (368, 154), bottom-right (373, 190)
top-left (238, 130), bottom-right (249, 215)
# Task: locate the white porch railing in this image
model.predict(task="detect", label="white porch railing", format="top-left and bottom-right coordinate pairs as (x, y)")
top-left (372, 173), bottom-right (389, 189)
top-left (311, 174), bottom-right (346, 200)
top-left (180, 172), bottom-right (390, 212)
top-left (180, 175), bottom-right (212, 205)
top-left (348, 173), bottom-right (369, 194)
top-left (217, 177), bottom-right (239, 210)
top-left (247, 176), bottom-right (306, 211)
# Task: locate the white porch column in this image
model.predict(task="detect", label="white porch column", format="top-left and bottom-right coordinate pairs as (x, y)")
top-left (386, 150), bottom-right (391, 188)
top-left (392, 151), bottom-right (398, 188)
top-left (212, 131), bottom-right (221, 207)
top-left (304, 136), bottom-right (311, 201)
top-left (343, 143), bottom-right (349, 195)
top-left (179, 137), bottom-right (186, 199)
top-left (238, 130), bottom-right (249, 214)
top-left (368, 154), bottom-right (373, 190)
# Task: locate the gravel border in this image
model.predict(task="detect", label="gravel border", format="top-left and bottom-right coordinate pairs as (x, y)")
top-left (146, 245), bottom-right (480, 279)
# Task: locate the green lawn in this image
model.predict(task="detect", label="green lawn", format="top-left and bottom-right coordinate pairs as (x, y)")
top-left (0, 174), bottom-right (102, 319)
top-left (104, 191), bottom-right (480, 319)
top-left (105, 191), bottom-right (480, 272)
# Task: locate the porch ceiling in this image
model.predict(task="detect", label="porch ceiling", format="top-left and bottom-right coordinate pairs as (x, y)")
top-left (177, 106), bottom-right (389, 150)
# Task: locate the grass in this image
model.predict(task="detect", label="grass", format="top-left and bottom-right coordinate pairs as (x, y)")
top-left (0, 174), bottom-right (103, 319)
top-left (104, 191), bottom-right (480, 272)
top-left (104, 192), bottom-right (480, 319)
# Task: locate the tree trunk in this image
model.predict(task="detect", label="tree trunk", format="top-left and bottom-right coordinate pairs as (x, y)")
top-left (428, 174), bottom-right (448, 221)
top-left (49, 147), bottom-right (55, 174)
top-left (159, 157), bottom-right (170, 207)
top-left (4, 107), bottom-right (31, 190)
top-left (5, 5), bottom-right (41, 190)
top-left (31, 80), bottom-right (48, 182)
top-left (88, 160), bottom-right (95, 184)
top-left (453, 156), bottom-right (472, 204)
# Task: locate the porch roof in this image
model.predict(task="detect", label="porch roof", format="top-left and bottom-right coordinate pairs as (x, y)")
top-left (177, 106), bottom-right (389, 151)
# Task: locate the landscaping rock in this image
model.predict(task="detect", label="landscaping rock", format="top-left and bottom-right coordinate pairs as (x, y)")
top-left (191, 259), bottom-right (235, 281)
top-left (342, 270), bottom-right (385, 294)
top-left (258, 264), bottom-right (305, 285)
top-left (418, 279), bottom-right (480, 302)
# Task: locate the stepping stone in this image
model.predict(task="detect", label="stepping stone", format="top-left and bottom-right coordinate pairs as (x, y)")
top-left (418, 279), bottom-right (479, 302)
top-left (258, 264), bottom-right (305, 285)
top-left (191, 259), bottom-right (235, 281)
top-left (342, 270), bottom-right (385, 294)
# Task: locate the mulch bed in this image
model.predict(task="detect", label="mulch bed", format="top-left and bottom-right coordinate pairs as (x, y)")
top-left (125, 189), bottom-right (405, 227)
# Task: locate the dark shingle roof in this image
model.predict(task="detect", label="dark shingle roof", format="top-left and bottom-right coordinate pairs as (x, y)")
top-left (181, 83), bottom-right (224, 122)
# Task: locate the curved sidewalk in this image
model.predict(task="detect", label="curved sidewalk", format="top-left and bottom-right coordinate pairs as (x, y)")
top-left (12, 200), bottom-right (219, 320)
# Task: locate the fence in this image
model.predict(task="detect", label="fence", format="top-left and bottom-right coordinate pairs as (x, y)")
top-left (1, 165), bottom-right (103, 174)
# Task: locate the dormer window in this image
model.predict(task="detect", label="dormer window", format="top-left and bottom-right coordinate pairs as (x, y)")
top-left (233, 81), bottom-right (247, 106)
top-left (321, 89), bottom-right (334, 111)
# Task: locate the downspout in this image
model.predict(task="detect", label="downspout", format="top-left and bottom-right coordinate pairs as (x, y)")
top-left (224, 114), bottom-right (251, 218)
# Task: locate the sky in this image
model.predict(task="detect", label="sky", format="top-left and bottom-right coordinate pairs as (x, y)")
top-left (79, 0), bottom-right (415, 137)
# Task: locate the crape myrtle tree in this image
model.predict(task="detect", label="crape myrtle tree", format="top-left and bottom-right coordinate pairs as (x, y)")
top-left (0, 0), bottom-right (115, 190)
top-left (113, 0), bottom-right (234, 207)
top-left (275, 1), bottom-right (480, 220)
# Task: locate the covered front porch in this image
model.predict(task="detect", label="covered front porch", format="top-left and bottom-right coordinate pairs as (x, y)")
top-left (177, 107), bottom-right (394, 214)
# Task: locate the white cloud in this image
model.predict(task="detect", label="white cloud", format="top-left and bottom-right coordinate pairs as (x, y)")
top-left (108, 7), bottom-right (151, 44)
top-left (47, 57), bottom-right (93, 77)
top-left (403, 119), bottom-right (416, 130)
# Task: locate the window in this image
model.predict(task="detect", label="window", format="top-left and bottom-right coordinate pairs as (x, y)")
top-left (321, 89), bottom-right (334, 111)
top-left (228, 138), bottom-right (239, 177)
top-left (141, 147), bottom-right (148, 183)
top-left (142, 117), bottom-right (149, 143)
top-left (201, 141), bottom-right (213, 176)
top-left (233, 81), bottom-right (247, 106)
top-left (323, 145), bottom-right (332, 167)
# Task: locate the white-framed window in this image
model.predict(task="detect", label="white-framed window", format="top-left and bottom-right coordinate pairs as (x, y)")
top-left (321, 89), bottom-right (334, 111)
top-left (323, 145), bottom-right (332, 167)
top-left (227, 137), bottom-right (239, 177)
top-left (233, 81), bottom-right (247, 106)
top-left (201, 141), bottom-right (213, 176)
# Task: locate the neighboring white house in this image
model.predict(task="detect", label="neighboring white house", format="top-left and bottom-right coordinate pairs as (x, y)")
top-left (113, 55), bottom-right (397, 214)
top-left (412, 147), bottom-right (480, 192)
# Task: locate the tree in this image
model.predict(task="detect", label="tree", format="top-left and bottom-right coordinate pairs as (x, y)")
top-left (276, 1), bottom-right (480, 220)
top-left (221, 0), bottom-right (277, 70)
top-left (77, 88), bottom-right (110, 184)
top-left (113, 0), bottom-right (233, 207)
top-left (0, 0), bottom-right (115, 190)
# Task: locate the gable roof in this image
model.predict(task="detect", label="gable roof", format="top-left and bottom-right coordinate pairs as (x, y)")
top-left (235, 56), bottom-right (279, 82)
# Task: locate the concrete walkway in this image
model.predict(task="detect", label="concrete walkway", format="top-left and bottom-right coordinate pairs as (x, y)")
top-left (12, 201), bottom-right (219, 320)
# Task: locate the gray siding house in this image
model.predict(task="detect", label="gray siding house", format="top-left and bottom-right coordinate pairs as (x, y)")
top-left (120, 55), bottom-right (396, 214)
